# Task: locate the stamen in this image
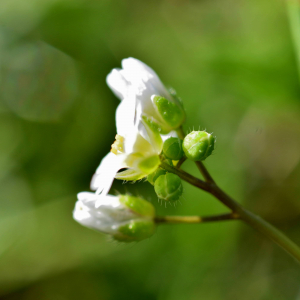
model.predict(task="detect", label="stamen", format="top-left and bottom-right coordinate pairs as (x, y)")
top-left (111, 134), bottom-right (125, 154)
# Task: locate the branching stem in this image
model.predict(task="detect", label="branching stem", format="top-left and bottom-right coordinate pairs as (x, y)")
top-left (176, 156), bottom-right (187, 169)
top-left (195, 161), bottom-right (215, 183)
top-left (160, 129), bottom-right (300, 263)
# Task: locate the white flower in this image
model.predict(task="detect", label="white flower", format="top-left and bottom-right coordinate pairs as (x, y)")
top-left (106, 58), bottom-right (185, 138)
top-left (91, 95), bottom-right (162, 197)
top-left (73, 192), bottom-right (155, 242)
top-left (91, 58), bottom-right (184, 198)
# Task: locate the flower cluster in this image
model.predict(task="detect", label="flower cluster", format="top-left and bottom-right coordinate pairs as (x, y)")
top-left (73, 58), bottom-right (186, 241)
top-left (69, 57), bottom-right (300, 263)
top-left (73, 58), bottom-right (214, 242)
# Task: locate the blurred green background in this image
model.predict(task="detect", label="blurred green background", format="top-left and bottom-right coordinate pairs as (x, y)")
top-left (1, 0), bottom-right (300, 299)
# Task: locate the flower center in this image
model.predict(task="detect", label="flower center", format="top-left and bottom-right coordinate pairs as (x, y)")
top-left (111, 134), bottom-right (125, 155)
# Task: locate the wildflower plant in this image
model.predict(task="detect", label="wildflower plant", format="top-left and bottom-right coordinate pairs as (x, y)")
top-left (74, 58), bottom-right (300, 262)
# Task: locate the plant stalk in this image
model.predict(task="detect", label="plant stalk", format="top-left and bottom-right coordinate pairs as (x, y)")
top-left (160, 161), bottom-right (300, 263)
top-left (155, 213), bottom-right (239, 224)
top-left (176, 156), bottom-right (187, 169)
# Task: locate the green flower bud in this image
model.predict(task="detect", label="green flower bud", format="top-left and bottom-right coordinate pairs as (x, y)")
top-left (163, 137), bottom-right (184, 160)
top-left (147, 167), bottom-right (167, 185)
top-left (182, 131), bottom-right (215, 161)
top-left (152, 95), bottom-right (185, 131)
top-left (154, 173), bottom-right (183, 201)
top-left (114, 219), bottom-right (156, 242)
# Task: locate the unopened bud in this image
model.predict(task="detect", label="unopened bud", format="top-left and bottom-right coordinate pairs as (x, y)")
top-left (182, 131), bottom-right (215, 161)
top-left (154, 173), bottom-right (183, 201)
top-left (163, 137), bottom-right (184, 160)
top-left (74, 193), bottom-right (155, 242)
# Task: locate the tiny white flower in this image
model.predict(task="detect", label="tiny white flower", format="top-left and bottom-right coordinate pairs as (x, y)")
top-left (73, 192), bottom-right (155, 242)
top-left (91, 96), bottom-right (162, 197)
top-left (74, 192), bottom-right (136, 233)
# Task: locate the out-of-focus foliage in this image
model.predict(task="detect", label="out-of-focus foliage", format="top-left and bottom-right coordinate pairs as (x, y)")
top-left (0, 34), bottom-right (78, 121)
top-left (1, 0), bottom-right (300, 299)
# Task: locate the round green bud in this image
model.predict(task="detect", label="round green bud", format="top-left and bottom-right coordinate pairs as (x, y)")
top-left (147, 168), bottom-right (167, 185)
top-left (182, 131), bottom-right (215, 161)
top-left (163, 137), bottom-right (184, 160)
top-left (113, 219), bottom-right (156, 242)
top-left (154, 173), bottom-right (183, 201)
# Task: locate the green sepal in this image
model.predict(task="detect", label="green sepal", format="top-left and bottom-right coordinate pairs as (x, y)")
top-left (142, 115), bottom-right (170, 135)
top-left (113, 219), bottom-right (156, 242)
top-left (119, 195), bottom-right (155, 217)
top-left (152, 95), bottom-right (185, 129)
top-left (115, 169), bottom-right (146, 181)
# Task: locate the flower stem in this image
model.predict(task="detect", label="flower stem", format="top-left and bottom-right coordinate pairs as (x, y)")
top-left (160, 161), bottom-right (208, 191)
top-left (195, 161), bottom-right (215, 183)
top-left (155, 213), bottom-right (239, 224)
top-left (160, 161), bottom-right (300, 263)
top-left (176, 156), bottom-right (187, 169)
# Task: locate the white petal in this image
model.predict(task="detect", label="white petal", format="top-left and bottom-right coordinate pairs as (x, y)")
top-left (122, 58), bottom-right (156, 83)
top-left (115, 96), bottom-right (158, 156)
top-left (122, 58), bottom-right (170, 99)
top-left (73, 193), bottom-right (116, 232)
top-left (106, 69), bottom-right (130, 100)
top-left (121, 61), bottom-right (168, 126)
top-left (121, 58), bottom-right (149, 86)
top-left (77, 192), bottom-right (120, 208)
top-left (115, 96), bottom-right (136, 137)
top-left (90, 152), bottom-right (126, 195)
